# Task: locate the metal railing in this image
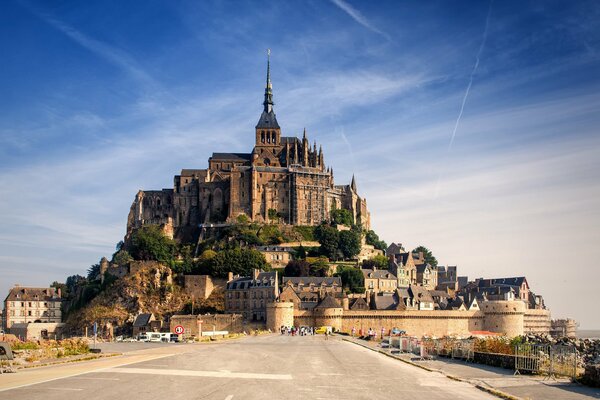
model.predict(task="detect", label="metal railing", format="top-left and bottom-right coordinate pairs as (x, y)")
top-left (514, 343), bottom-right (577, 379)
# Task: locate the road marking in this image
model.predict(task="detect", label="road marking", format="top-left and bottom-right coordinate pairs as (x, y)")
top-left (101, 367), bottom-right (292, 380)
top-left (71, 377), bottom-right (120, 381)
top-left (0, 353), bottom-right (176, 393)
top-left (48, 387), bottom-right (84, 391)
top-left (140, 364), bottom-right (169, 367)
top-left (224, 396), bottom-right (234, 400)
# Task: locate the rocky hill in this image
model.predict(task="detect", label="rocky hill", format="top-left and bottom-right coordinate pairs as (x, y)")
top-left (65, 262), bottom-right (190, 332)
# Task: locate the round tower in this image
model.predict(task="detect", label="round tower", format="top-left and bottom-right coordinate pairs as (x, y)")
top-left (266, 301), bottom-right (294, 331)
top-left (481, 300), bottom-right (526, 337)
top-left (313, 296), bottom-right (343, 331)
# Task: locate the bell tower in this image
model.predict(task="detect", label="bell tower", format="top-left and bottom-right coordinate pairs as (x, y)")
top-left (255, 49), bottom-right (281, 147)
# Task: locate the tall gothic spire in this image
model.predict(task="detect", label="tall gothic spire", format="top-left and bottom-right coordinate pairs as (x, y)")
top-left (263, 49), bottom-right (274, 113)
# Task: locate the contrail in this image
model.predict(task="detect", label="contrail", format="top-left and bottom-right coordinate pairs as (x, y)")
top-left (447, 1), bottom-right (493, 151)
top-left (435, 1), bottom-right (493, 199)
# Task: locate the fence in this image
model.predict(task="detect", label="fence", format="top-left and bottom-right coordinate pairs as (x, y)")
top-left (515, 343), bottom-right (577, 379)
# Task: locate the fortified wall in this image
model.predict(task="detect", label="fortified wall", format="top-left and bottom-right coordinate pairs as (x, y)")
top-left (267, 300), bottom-right (545, 337)
top-left (170, 314), bottom-right (243, 337)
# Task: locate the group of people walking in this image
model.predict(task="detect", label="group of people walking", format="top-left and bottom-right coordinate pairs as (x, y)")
top-left (280, 325), bottom-right (320, 336)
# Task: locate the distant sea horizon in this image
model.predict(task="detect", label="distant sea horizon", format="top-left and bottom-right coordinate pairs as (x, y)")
top-left (578, 330), bottom-right (600, 339)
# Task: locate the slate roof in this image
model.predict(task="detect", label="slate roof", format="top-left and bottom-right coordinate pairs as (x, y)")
top-left (133, 313), bottom-right (153, 327)
top-left (180, 169), bottom-right (207, 176)
top-left (361, 269), bottom-right (396, 280)
top-left (315, 296), bottom-right (342, 309)
top-left (256, 110), bottom-right (280, 129)
top-left (227, 272), bottom-right (277, 290)
top-left (210, 153), bottom-right (252, 162)
top-left (416, 264), bottom-right (433, 274)
top-left (5, 287), bottom-right (60, 302)
top-left (409, 285), bottom-right (434, 303)
top-left (283, 277), bottom-right (341, 287)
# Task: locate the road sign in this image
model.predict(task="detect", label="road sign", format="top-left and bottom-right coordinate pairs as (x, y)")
top-left (174, 325), bottom-right (184, 335)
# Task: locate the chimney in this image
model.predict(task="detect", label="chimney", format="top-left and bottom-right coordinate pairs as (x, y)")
top-left (252, 269), bottom-right (259, 280)
top-left (57, 288), bottom-right (62, 298)
top-left (227, 272), bottom-right (233, 282)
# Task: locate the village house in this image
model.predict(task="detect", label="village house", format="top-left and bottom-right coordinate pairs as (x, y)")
top-left (279, 276), bottom-right (342, 310)
top-left (3, 285), bottom-right (62, 331)
top-left (225, 270), bottom-right (278, 321)
top-left (256, 245), bottom-right (293, 269)
top-left (362, 269), bottom-right (398, 295)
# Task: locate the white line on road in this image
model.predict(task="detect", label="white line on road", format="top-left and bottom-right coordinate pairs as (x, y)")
top-left (224, 395), bottom-right (234, 400)
top-left (47, 387), bottom-right (84, 391)
top-left (101, 367), bottom-right (293, 380)
top-left (71, 377), bottom-right (120, 381)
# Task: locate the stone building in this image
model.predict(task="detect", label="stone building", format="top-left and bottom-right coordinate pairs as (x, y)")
top-left (279, 276), bottom-right (342, 310)
top-left (3, 286), bottom-right (62, 331)
top-left (224, 270), bottom-right (278, 321)
top-left (362, 269), bottom-right (398, 295)
top-left (126, 55), bottom-right (370, 243)
top-left (256, 245), bottom-right (293, 269)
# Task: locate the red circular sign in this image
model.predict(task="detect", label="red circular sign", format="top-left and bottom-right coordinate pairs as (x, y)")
top-left (174, 325), bottom-right (184, 334)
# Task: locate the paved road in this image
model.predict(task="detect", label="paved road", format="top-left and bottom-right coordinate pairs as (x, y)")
top-left (1, 335), bottom-right (495, 399)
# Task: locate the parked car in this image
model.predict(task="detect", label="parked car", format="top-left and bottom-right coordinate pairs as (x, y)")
top-left (391, 327), bottom-right (406, 336)
top-left (315, 326), bottom-right (332, 334)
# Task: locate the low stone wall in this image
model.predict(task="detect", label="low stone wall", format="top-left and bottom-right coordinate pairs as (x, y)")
top-left (169, 314), bottom-right (243, 337)
top-left (581, 364), bottom-right (600, 387)
top-left (473, 352), bottom-right (515, 370)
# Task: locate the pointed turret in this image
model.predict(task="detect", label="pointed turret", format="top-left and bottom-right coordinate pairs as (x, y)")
top-left (256, 49), bottom-right (280, 131)
top-left (302, 129), bottom-right (309, 166)
top-left (319, 145), bottom-right (324, 169)
top-left (351, 174), bottom-right (357, 192)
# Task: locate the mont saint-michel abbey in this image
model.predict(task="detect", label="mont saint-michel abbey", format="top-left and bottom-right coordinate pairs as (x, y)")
top-left (127, 57), bottom-right (370, 241)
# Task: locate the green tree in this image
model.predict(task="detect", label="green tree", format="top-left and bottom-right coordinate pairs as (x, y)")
top-left (365, 230), bottom-right (387, 252)
top-left (412, 245), bottom-right (438, 267)
top-left (284, 260), bottom-right (311, 277)
top-left (210, 248), bottom-right (270, 278)
top-left (330, 208), bottom-right (354, 226)
top-left (129, 225), bottom-right (176, 263)
top-left (335, 266), bottom-right (365, 294)
top-left (361, 254), bottom-right (389, 270)
top-left (338, 230), bottom-right (361, 260)
top-left (314, 224), bottom-right (339, 260)
top-left (87, 263), bottom-right (100, 281)
top-left (111, 249), bottom-right (133, 266)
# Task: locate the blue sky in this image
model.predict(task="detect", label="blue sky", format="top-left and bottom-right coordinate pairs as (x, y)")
top-left (1, 0), bottom-right (599, 328)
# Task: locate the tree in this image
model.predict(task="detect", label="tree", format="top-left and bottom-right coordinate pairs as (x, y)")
top-left (330, 208), bottom-right (353, 226)
top-left (338, 230), bottom-right (361, 260)
top-left (365, 230), bottom-right (387, 252)
top-left (210, 248), bottom-right (270, 278)
top-left (129, 225), bottom-right (176, 263)
top-left (284, 260), bottom-right (311, 277)
top-left (314, 224), bottom-right (339, 260)
top-left (335, 266), bottom-right (365, 294)
top-left (111, 249), bottom-right (133, 266)
top-left (412, 245), bottom-right (438, 267)
top-left (87, 263), bottom-right (100, 281)
top-left (361, 254), bottom-right (389, 270)
top-left (50, 281), bottom-right (68, 297)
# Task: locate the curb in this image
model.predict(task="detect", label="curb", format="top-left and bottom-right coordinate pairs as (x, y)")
top-left (342, 338), bottom-right (521, 400)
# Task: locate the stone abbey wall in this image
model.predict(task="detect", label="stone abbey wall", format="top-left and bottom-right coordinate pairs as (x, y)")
top-left (269, 300), bottom-right (545, 337)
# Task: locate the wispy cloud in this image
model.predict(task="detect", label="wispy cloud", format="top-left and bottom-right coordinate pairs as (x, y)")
top-left (23, 4), bottom-right (154, 86)
top-left (330, 0), bottom-right (390, 40)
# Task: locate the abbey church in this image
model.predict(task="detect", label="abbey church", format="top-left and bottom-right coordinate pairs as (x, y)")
top-left (127, 56), bottom-right (370, 241)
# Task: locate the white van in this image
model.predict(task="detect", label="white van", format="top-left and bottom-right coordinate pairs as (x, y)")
top-left (147, 332), bottom-right (162, 342)
top-left (137, 333), bottom-right (149, 342)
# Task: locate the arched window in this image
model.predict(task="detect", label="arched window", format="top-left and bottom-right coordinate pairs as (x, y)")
top-left (261, 131), bottom-right (265, 143)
